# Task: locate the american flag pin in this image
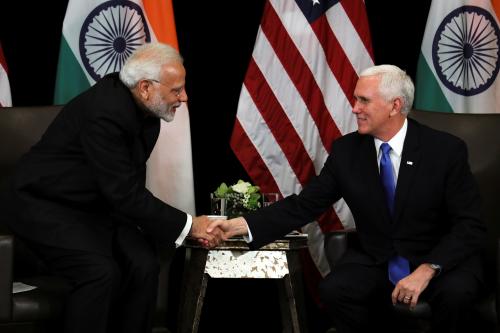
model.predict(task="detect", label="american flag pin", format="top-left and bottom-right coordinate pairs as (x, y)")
top-left (406, 161), bottom-right (413, 165)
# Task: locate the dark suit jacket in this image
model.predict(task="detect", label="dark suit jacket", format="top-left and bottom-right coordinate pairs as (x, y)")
top-left (5, 73), bottom-right (187, 254)
top-left (246, 118), bottom-right (486, 279)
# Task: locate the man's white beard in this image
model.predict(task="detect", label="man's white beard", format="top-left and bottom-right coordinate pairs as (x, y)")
top-left (148, 94), bottom-right (175, 122)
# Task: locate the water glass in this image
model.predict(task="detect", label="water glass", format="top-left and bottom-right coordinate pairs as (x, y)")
top-left (262, 192), bottom-right (279, 207)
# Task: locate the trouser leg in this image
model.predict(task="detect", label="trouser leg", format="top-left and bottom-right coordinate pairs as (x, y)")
top-left (111, 224), bottom-right (160, 333)
top-left (424, 269), bottom-right (481, 333)
top-left (319, 262), bottom-right (395, 333)
top-left (31, 244), bottom-right (121, 333)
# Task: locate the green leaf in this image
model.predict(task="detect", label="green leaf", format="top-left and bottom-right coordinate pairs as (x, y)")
top-left (247, 193), bottom-right (261, 210)
top-left (247, 185), bottom-right (260, 194)
top-left (214, 183), bottom-right (229, 198)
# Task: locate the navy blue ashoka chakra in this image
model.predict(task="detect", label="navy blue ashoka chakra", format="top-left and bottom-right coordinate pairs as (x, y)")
top-left (79, 0), bottom-right (151, 82)
top-left (432, 5), bottom-right (500, 96)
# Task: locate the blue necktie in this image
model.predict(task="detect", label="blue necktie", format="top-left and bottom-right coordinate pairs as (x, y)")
top-left (379, 143), bottom-right (395, 216)
top-left (380, 143), bottom-right (410, 284)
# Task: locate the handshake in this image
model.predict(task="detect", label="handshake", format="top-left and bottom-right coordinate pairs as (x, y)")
top-left (189, 215), bottom-right (249, 248)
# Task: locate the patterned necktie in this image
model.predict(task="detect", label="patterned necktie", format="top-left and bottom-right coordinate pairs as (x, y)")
top-left (380, 143), bottom-right (410, 284)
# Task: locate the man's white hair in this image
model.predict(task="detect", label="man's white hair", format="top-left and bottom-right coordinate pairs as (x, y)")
top-left (119, 42), bottom-right (183, 88)
top-left (360, 64), bottom-right (415, 114)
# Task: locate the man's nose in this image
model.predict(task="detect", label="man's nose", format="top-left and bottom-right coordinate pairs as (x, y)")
top-left (352, 101), bottom-right (360, 113)
top-left (179, 89), bottom-right (188, 102)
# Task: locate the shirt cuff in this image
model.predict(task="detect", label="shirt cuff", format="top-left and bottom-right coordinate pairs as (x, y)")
top-left (175, 214), bottom-right (192, 248)
top-left (243, 223), bottom-right (253, 243)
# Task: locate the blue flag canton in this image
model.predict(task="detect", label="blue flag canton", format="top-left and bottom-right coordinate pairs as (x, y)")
top-left (295, 0), bottom-right (339, 23)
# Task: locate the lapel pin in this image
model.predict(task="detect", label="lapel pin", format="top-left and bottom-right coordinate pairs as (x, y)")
top-left (406, 161), bottom-right (413, 165)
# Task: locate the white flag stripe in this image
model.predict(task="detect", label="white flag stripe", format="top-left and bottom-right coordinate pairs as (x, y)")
top-left (146, 104), bottom-right (195, 214)
top-left (252, 30), bottom-right (328, 173)
top-left (238, 86), bottom-right (302, 197)
top-left (333, 198), bottom-right (355, 229)
top-left (0, 65), bottom-right (11, 107)
top-left (326, 4), bottom-right (374, 76)
top-left (302, 222), bottom-right (330, 274)
top-left (269, 0), bottom-right (354, 137)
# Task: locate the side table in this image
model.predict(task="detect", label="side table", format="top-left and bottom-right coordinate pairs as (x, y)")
top-left (178, 234), bottom-right (309, 333)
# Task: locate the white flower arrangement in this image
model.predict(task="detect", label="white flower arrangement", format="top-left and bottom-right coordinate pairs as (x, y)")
top-left (213, 180), bottom-right (261, 216)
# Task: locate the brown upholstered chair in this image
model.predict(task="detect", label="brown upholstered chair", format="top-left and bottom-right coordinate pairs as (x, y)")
top-left (324, 109), bottom-right (500, 332)
top-left (0, 105), bottom-right (174, 332)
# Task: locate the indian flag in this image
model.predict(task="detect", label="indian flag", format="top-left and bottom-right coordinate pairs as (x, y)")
top-left (54, 0), bottom-right (196, 215)
top-left (415, 0), bottom-right (500, 113)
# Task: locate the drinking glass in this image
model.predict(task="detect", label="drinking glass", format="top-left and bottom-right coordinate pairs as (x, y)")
top-left (262, 192), bottom-right (279, 207)
top-left (210, 193), bottom-right (227, 216)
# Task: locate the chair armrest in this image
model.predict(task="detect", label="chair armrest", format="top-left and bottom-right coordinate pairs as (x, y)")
top-left (0, 234), bottom-right (14, 321)
top-left (323, 228), bottom-right (357, 268)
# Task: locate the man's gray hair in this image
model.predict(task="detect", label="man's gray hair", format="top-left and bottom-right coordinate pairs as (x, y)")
top-left (119, 42), bottom-right (183, 88)
top-left (360, 65), bottom-right (415, 115)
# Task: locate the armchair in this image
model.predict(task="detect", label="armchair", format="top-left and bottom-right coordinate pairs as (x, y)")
top-left (0, 105), bottom-right (174, 332)
top-left (0, 105), bottom-right (67, 332)
top-left (324, 109), bottom-right (500, 332)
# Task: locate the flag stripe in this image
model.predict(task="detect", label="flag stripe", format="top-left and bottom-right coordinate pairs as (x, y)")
top-left (143, 0), bottom-right (178, 49)
top-left (415, 53), bottom-right (453, 113)
top-left (493, 0), bottom-right (500, 19)
top-left (54, 37), bottom-right (91, 104)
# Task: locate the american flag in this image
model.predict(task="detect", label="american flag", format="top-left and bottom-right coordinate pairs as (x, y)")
top-left (230, 0), bottom-right (374, 278)
top-left (0, 42), bottom-right (12, 107)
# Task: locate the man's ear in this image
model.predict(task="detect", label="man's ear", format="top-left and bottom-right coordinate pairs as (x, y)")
top-left (137, 80), bottom-right (151, 101)
top-left (390, 97), bottom-right (403, 116)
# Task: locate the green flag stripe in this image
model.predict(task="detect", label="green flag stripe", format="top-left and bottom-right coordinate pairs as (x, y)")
top-left (414, 53), bottom-right (453, 113)
top-left (53, 37), bottom-right (90, 105)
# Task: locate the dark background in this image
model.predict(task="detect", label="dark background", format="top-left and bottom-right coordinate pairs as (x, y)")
top-left (0, 1), bottom-right (432, 332)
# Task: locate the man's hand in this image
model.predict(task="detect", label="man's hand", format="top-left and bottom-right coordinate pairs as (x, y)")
top-left (391, 263), bottom-right (436, 309)
top-left (190, 215), bottom-right (223, 248)
top-left (206, 216), bottom-right (249, 240)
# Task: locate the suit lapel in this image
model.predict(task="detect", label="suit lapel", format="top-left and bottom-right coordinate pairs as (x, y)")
top-left (394, 119), bottom-right (421, 222)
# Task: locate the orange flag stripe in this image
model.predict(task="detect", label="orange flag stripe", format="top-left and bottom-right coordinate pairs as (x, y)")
top-left (143, 0), bottom-right (179, 50)
top-left (493, 0), bottom-right (500, 19)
